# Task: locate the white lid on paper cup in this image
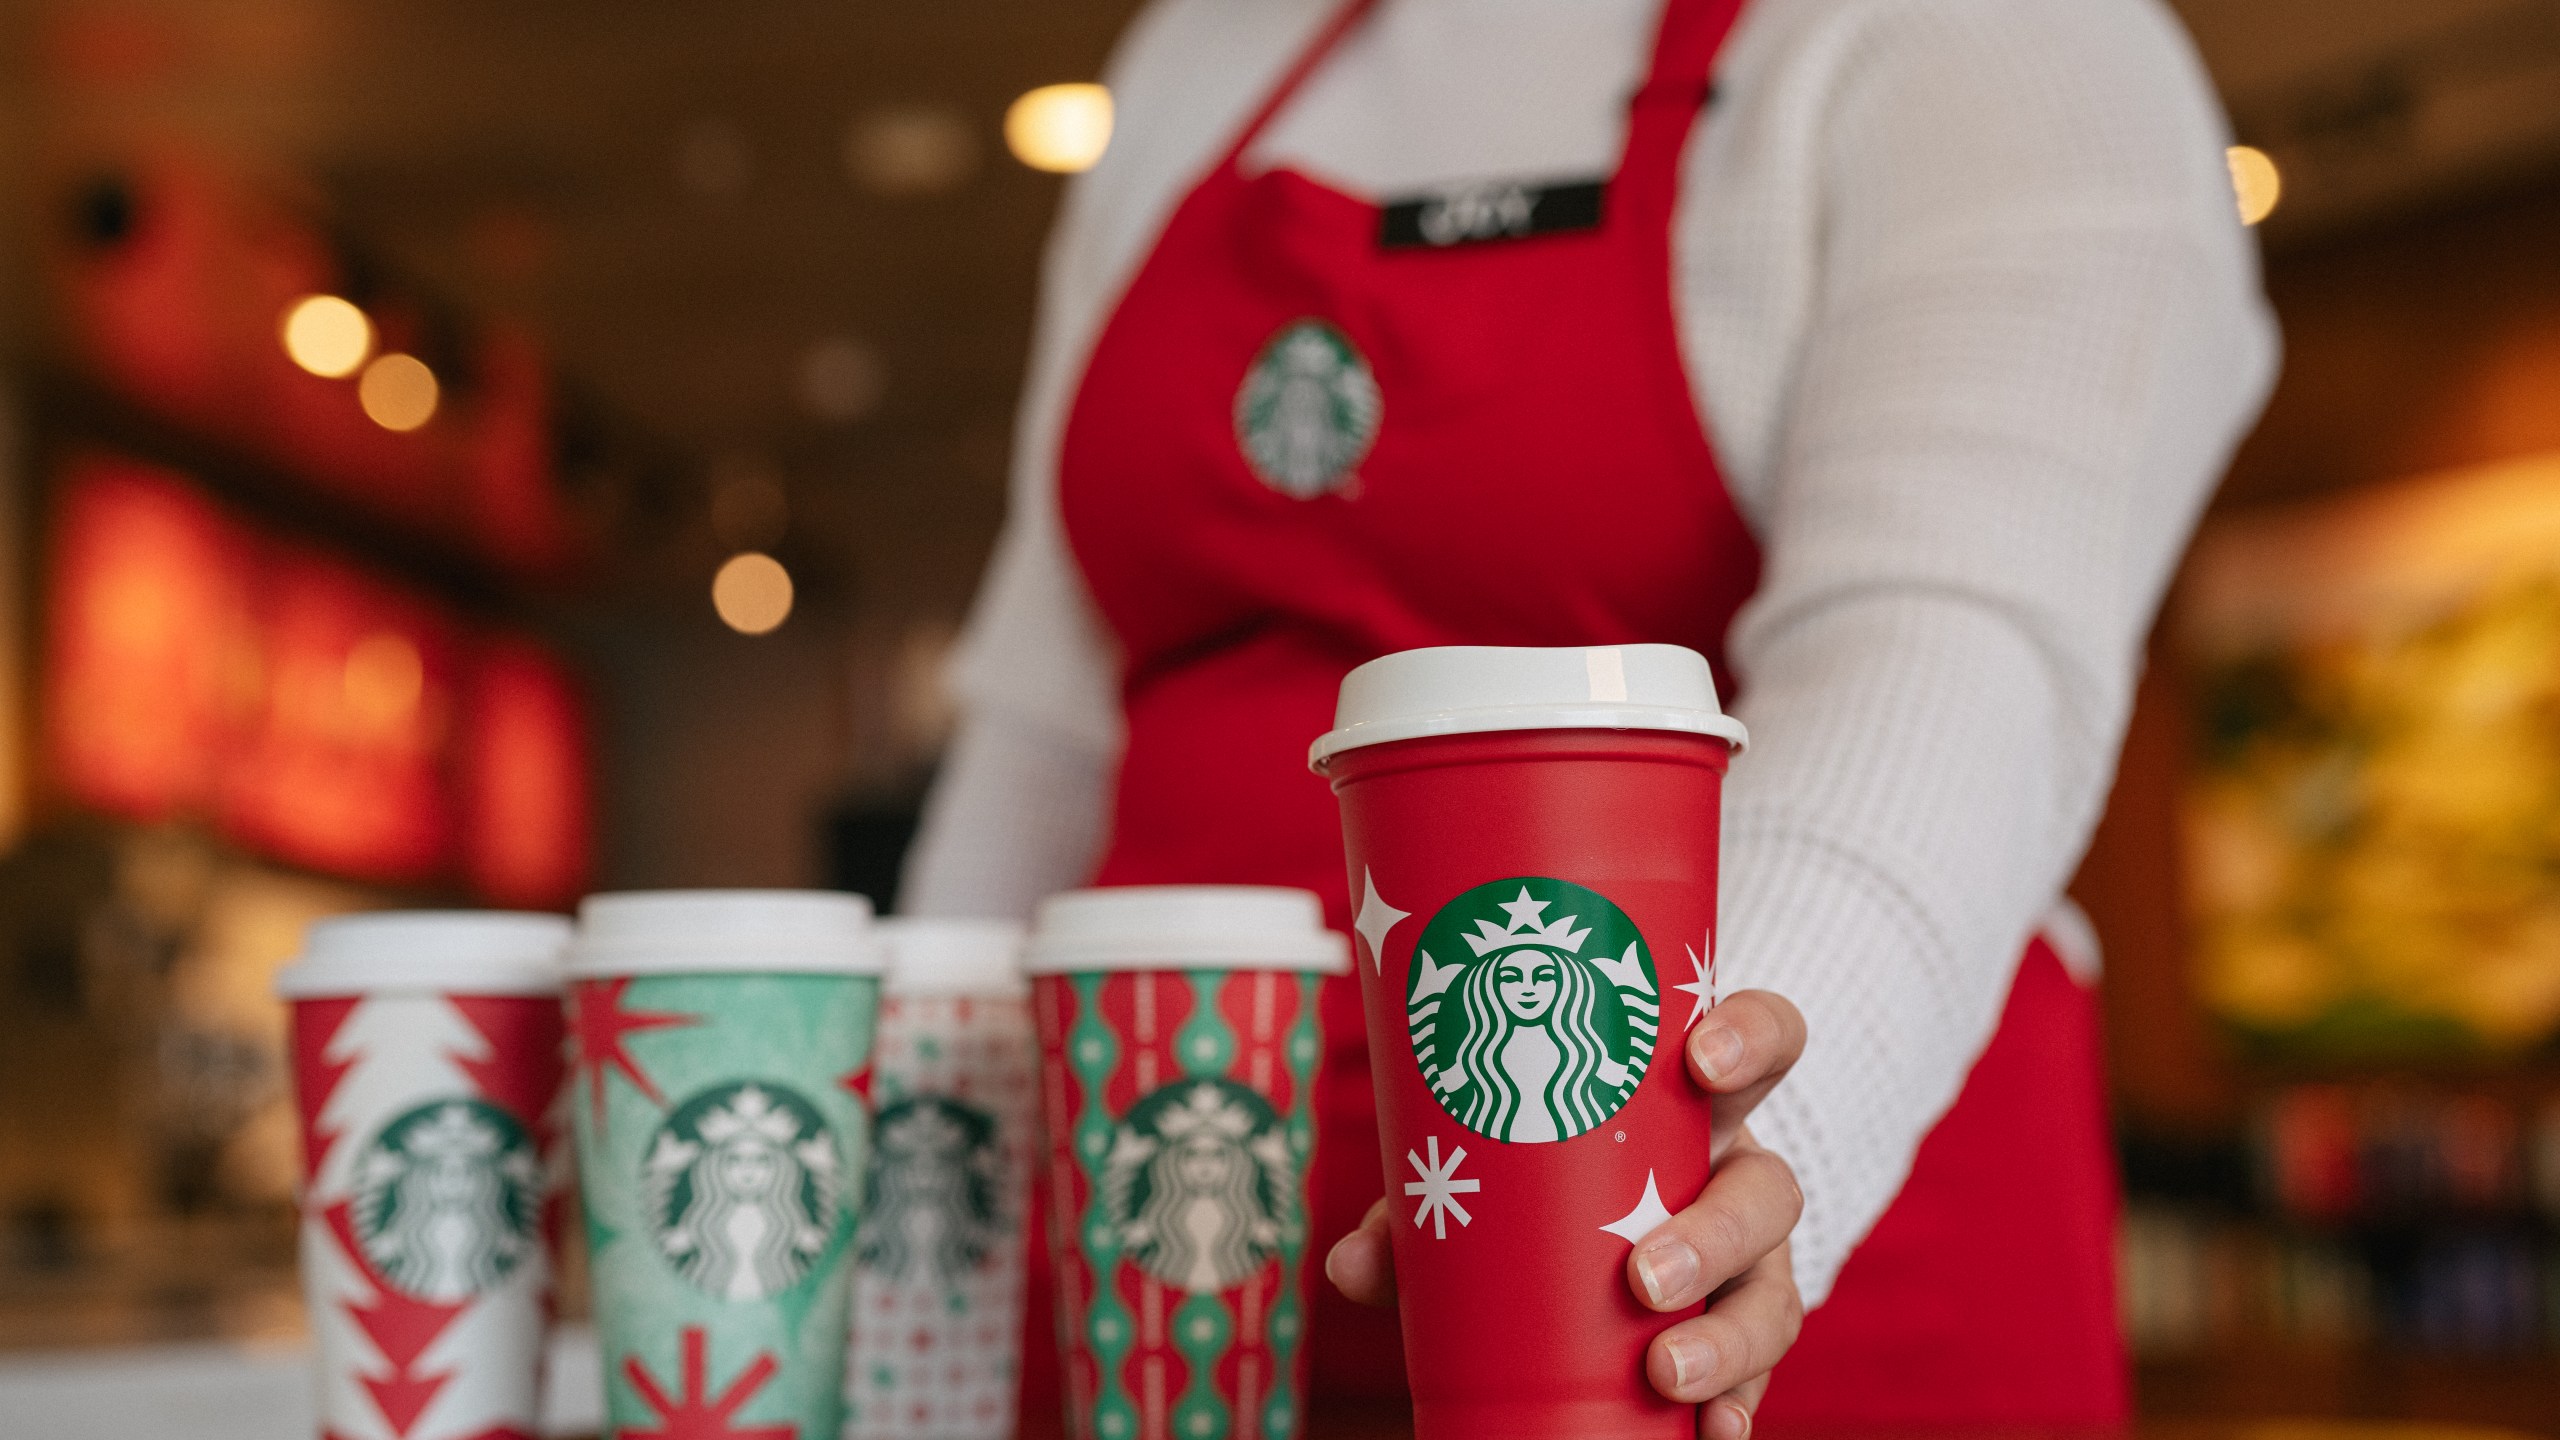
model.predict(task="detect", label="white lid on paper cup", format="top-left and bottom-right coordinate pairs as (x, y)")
top-left (1308, 643), bottom-right (1748, 771)
top-left (880, 917), bottom-right (1029, 999)
top-left (566, 890), bottom-right (886, 979)
top-left (1025, 886), bottom-right (1351, 976)
top-left (276, 911), bottom-right (572, 999)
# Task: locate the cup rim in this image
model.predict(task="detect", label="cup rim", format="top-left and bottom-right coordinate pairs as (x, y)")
top-left (567, 889), bottom-right (887, 979)
top-left (275, 910), bottom-right (571, 998)
top-left (880, 916), bottom-right (1030, 998)
top-left (1024, 885), bottom-right (1351, 976)
top-left (1308, 702), bottom-right (1746, 771)
top-left (1020, 938), bottom-right (1352, 975)
top-left (1308, 644), bottom-right (1748, 772)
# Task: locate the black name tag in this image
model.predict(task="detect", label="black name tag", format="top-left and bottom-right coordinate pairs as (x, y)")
top-left (1379, 178), bottom-right (1606, 250)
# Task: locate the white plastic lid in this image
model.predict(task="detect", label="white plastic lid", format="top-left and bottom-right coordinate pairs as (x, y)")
top-left (1025, 886), bottom-right (1351, 975)
top-left (1308, 643), bottom-right (1747, 770)
top-left (880, 917), bottom-right (1029, 999)
top-left (276, 912), bottom-right (571, 999)
top-left (566, 890), bottom-right (886, 979)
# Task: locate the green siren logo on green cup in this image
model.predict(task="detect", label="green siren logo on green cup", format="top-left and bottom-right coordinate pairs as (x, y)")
top-left (1234, 319), bottom-right (1382, 499)
top-left (643, 1080), bottom-right (844, 1302)
top-left (859, 1095), bottom-right (1002, 1286)
top-left (353, 1098), bottom-right (541, 1301)
top-left (1409, 878), bottom-right (1660, 1144)
top-left (1100, 1078), bottom-right (1298, 1294)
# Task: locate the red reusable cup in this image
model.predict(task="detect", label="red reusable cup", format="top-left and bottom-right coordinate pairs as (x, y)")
top-left (276, 912), bottom-right (571, 1440)
top-left (1310, 644), bottom-right (1746, 1440)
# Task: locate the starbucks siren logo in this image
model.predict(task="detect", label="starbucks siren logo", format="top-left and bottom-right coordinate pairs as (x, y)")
top-left (353, 1098), bottom-right (540, 1302)
top-left (858, 1095), bottom-right (1002, 1285)
top-left (1099, 1078), bottom-right (1298, 1294)
top-left (1409, 878), bottom-right (1660, 1143)
top-left (1234, 319), bottom-right (1381, 499)
top-left (644, 1081), bottom-right (844, 1301)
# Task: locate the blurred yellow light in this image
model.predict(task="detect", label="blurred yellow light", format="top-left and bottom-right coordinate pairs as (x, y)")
top-left (713, 552), bottom-right (794, 635)
top-left (280, 295), bottom-right (373, 378)
top-left (2229, 145), bottom-right (2281, 226)
top-left (1006, 83), bottom-right (1113, 174)
top-left (359, 353), bottom-right (440, 432)
top-left (342, 632), bottom-right (424, 729)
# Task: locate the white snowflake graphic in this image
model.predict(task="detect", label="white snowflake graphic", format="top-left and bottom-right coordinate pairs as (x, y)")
top-left (1403, 1135), bottom-right (1482, 1240)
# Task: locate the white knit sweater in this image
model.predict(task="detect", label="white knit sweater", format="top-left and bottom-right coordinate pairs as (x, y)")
top-left (901, 0), bottom-right (2279, 1306)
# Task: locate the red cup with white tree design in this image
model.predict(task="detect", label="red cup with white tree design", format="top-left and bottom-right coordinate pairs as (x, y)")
top-left (278, 912), bottom-right (572, 1440)
top-left (1311, 645), bottom-right (1744, 1440)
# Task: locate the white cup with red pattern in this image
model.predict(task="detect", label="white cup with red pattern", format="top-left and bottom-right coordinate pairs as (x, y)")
top-left (845, 918), bottom-right (1038, 1440)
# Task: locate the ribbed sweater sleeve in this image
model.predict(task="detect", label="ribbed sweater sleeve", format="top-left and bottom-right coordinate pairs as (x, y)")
top-left (1710, 0), bottom-right (2276, 1302)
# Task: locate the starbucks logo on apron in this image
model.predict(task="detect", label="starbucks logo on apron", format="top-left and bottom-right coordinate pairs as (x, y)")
top-left (1098, 1078), bottom-right (1299, 1294)
top-left (644, 1081), bottom-right (844, 1301)
top-left (352, 1098), bottom-right (540, 1302)
top-left (1233, 319), bottom-right (1381, 498)
top-left (858, 1095), bottom-right (1002, 1285)
top-left (1409, 878), bottom-right (1660, 1144)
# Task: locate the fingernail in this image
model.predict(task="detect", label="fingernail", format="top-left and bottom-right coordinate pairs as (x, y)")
top-left (1693, 1022), bottom-right (1745, 1083)
top-left (1665, 1333), bottom-right (1718, 1393)
top-left (1322, 1238), bottom-right (1352, 1291)
top-left (1713, 1398), bottom-right (1753, 1440)
top-left (1634, 1239), bottom-right (1699, 1307)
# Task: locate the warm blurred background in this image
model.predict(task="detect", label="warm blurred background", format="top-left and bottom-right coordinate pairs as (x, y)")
top-left (3, 0), bottom-right (2560, 1432)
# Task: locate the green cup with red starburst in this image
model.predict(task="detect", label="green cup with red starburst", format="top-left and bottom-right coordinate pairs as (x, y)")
top-left (567, 891), bottom-right (886, 1440)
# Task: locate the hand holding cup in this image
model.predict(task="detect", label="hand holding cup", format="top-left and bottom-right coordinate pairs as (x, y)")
top-left (1326, 988), bottom-right (1806, 1440)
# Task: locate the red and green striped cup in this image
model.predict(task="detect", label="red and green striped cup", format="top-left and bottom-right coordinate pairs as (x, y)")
top-left (1025, 887), bottom-right (1351, 1440)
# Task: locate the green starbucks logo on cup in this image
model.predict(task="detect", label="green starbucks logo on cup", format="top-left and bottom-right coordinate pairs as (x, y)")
top-left (1409, 878), bottom-right (1660, 1144)
top-left (354, 1098), bottom-right (540, 1301)
top-left (644, 1081), bottom-right (844, 1301)
top-left (1234, 319), bottom-right (1381, 499)
top-left (859, 1095), bottom-right (1001, 1285)
top-left (1100, 1079), bottom-right (1299, 1294)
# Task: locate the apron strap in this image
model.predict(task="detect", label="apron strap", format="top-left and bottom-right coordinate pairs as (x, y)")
top-left (1217, 0), bottom-right (1387, 172)
top-left (1222, 0), bottom-right (1748, 215)
top-left (1617, 0), bottom-right (1749, 223)
top-left (1640, 0), bottom-right (1745, 96)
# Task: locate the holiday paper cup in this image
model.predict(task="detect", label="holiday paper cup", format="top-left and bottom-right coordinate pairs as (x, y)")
top-left (278, 911), bottom-right (572, 1440)
top-left (1026, 888), bottom-right (1350, 1440)
top-left (567, 891), bottom-right (886, 1440)
top-left (1311, 645), bottom-right (1746, 1440)
top-left (846, 918), bottom-right (1038, 1440)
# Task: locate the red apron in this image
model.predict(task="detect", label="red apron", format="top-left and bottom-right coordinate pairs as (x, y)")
top-left (1031, 0), bottom-right (2129, 1423)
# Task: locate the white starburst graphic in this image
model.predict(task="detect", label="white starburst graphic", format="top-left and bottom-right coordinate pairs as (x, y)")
top-left (1403, 1135), bottom-right (1481, 1240)
top-left (1599, 1168), bottom-right (1674, 1246)
top-left (1353, 868), bottom-right (1410, 975)
top-left (1676, 928), bottom-right (1714, 1033)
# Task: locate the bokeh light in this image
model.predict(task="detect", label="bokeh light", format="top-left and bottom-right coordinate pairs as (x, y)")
top-left (845, 106), bottom-right (979, 196)
top-left (712, 552), bottom-right (794, 634)
top-left (796, 335), bottom-right (885, 423)
top-left (2229, 145), bottom-right (2282, 227)
top-left (1005, 83), bottom-right (1113, 174)
top-left (358, 353), bottom-right (440, 431)
top-left (341, 632), bottom-right (424, 730)
top-left (279, 295), bottom-right (373, 378)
